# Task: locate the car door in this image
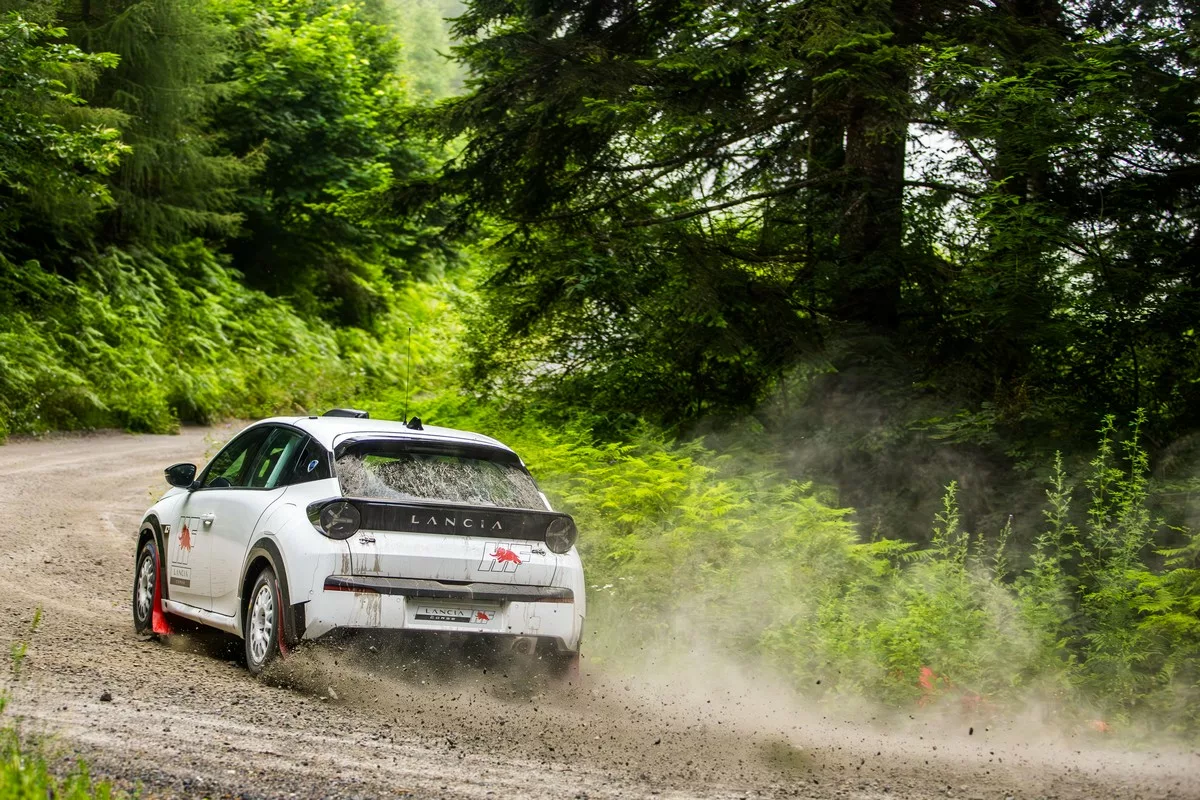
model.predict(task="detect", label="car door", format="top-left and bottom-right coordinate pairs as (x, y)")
top-left (204, 426), bottom-right (307, 618)
top-left (170, 426), bottom-right (272, 611)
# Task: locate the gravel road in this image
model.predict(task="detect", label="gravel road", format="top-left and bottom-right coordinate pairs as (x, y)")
top-left (0, 428), bottom-right (1196, 799)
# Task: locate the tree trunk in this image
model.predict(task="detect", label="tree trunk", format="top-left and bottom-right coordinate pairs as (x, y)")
top-left (837, 93), bottom-right (907, 332)
top-left (832, 0), bottom-right (916, 334)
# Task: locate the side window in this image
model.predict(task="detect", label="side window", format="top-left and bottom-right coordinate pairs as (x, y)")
top-left (248, 428), bottom-right (307, 489)
top-left (289, 437), bottom-right (332, 484)
top-left (202, 427), bottom-right (272, 489)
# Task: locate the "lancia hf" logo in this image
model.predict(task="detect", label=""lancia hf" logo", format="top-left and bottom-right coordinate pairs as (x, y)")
top-left (478, 543), bottom-right (532, 573)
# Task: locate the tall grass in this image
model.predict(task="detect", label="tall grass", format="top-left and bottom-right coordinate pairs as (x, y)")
top-left (7, 266), bottom-right (1197, 738)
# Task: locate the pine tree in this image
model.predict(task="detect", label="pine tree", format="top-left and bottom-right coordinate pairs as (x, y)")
top-left (417, 0), bottom-right (1198, 446)
top-left (212, 0), bottom-right (446, 326)
top-left (63, 0), bottom-right (249, 246)
top-left (0, 2), bottom-right (125, 265)
top-left (425, 0), bottom-right (966, 419)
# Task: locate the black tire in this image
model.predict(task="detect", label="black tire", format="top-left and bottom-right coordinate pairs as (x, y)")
top-left (244, 568), bottom-right (281, 676)
top-left (133, 538), bottom-right (159, 635)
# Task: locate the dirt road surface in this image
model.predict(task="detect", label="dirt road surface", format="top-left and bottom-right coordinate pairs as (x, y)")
top-left (1, 428), bottom-right (1196, 799)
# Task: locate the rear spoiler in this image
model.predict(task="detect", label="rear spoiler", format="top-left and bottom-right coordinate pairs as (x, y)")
top-left (308, 497), bottom-right (576, 543)
top-left (333, 435), bottom-right (524, 467)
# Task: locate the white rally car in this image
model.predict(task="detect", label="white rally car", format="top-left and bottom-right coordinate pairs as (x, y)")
top-left (131, 410), bottom-right (584, 677)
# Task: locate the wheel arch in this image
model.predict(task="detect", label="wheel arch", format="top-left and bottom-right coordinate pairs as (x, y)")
top-left (137, 515), bottom-right (168, 600)
top-left (241, 538), bottom-right (303, 646)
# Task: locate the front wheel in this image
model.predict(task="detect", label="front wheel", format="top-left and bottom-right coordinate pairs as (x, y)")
top-left (244, 569), bottom-right (281, 676)
top-left (132, 539), bottom-right (159, 635)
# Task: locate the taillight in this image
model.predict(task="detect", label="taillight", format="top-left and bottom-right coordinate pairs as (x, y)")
top-left (544, 515), bottom-right (577, 554)
top-left (307, 499), bottom-right (361, 539)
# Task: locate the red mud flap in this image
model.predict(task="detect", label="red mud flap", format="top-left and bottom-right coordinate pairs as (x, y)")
top-left (275, 576), bottom-right (290, 658)
top-left (151, 548), bottom-right (174, 636)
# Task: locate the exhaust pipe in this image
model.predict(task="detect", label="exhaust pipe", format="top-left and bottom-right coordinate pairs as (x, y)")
top-left (510, 636), bottom-right (536, 656)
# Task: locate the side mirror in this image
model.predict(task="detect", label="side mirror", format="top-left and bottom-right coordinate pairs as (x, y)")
top-left (165, 463), bottom-right (197, 489)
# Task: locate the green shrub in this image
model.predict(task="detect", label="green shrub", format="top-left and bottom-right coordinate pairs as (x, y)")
top-left (5, 264), bottom-right (1197, 738)
top-left (0, 732), bottom-right (117, 800)
top-left (1, 242), bottom-right (376, 437)
top-left (391, 384), bottom-right (1198, 735)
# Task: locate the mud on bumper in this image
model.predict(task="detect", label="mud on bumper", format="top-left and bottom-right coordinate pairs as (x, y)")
top-left (301, 575), bottom-right (583, 652)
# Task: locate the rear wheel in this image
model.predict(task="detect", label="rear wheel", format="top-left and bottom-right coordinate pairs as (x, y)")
top-left (244, 568), bottom-right (281, 676)
top-left (132, 539), bottom-right (159, 635)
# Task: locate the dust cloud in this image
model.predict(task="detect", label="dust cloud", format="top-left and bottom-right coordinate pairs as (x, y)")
top-left (253, 626), bottom-right (1198, 799)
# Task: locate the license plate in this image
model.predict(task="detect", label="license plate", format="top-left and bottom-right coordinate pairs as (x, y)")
top-left (414, 606), bottom-right (495, 625)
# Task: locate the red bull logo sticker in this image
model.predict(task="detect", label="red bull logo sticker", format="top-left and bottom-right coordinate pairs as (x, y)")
top-left (478, 542), bottom-right (532, 573)
top-left (493, 546), bottom-right (522, 565)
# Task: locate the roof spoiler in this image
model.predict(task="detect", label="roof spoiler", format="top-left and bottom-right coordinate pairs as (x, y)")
top-left (323, 408), bottom-right (370, 419)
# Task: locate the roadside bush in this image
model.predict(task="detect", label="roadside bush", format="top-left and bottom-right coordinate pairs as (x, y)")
top-left (385, 370), bottom-right (1199, 735)
top-left (0, 731), bottom-right (116, 800)
top-left (7, 265), bottom-right (1196, 738)
top-left (1, 242), bottom-right (370, 437)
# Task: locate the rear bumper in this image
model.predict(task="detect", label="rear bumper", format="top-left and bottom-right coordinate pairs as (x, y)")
top-left (301, 575), bottom-right (583, 651)
top-left (322, 575), bottom-right (574, 602)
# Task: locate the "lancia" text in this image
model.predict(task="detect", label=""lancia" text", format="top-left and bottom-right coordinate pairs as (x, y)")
top-left (409, 514), bottom-right (504, 531)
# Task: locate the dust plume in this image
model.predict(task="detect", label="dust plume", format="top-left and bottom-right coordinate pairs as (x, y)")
top-left (539, 383), bottom-right (1200, 758)
top-left (251, 627), bottom-right (1198, 799)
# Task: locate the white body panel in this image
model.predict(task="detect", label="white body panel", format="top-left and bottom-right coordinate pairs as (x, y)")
top-left (160, 492), bottom-right (211, 609)
top-left (138, 416), bottom-right (586, 653)
top-left (346, 529), bottom-right (560, 585)
top-left (302, 592), bottom-right (583, 646)
top-left (168, 487), bottom-right (286, 616)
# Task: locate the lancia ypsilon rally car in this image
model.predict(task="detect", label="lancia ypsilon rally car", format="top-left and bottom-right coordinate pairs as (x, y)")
top-left (131, 410), bottom-right (584, 678)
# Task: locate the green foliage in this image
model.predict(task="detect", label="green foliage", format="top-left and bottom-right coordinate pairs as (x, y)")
top-left (0, 243), bottom-right (371, 436)
top-left (417, 0), bottom-right (1199, 458)
top-left (0, 0), bottom-right (456, 436)
top-left (0, 0), bottom-right (1196, 748)
top-left (0, 736), bottom-right (117, 800)
top-left (389, 0), bottom-right (463, 99)
top-left (214, 0), bottom-right (448, 325)
top-left (64, 0), bottom-right (249, 246)
top-left (395, 380), bottom-right (1198, 733)
top-left (0, 12), bottom-right (125, 253)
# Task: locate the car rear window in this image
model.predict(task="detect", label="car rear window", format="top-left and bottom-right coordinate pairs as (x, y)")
top-left (335, 441), bottom-right (544, 510)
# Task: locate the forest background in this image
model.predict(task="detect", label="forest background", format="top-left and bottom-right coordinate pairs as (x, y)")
top-left (1, 0), bottom-right (1198, 738)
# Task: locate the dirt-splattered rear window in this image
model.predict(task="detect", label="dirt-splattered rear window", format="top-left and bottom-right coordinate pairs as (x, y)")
top-left (335, 445), bottom-right (544, 510)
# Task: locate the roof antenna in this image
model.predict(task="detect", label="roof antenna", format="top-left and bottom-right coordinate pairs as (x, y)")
top-left (403, 323), bottom-right (422, 429)
top-left (402, 325), bottom-right (412, 424)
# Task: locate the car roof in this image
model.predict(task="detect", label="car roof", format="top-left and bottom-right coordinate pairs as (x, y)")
top-left (257, 415), bottom-right (517, 455)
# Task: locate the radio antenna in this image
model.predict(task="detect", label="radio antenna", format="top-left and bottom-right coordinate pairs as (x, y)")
top-left (403, 326), bottom-right (412, 423)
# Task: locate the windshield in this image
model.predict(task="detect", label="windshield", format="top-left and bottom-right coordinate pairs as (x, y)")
top-left (335, 444), bottom-right (544, 510)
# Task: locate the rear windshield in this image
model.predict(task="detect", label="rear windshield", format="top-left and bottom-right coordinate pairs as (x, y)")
top-left (335, 443), bottom-right (544, 510)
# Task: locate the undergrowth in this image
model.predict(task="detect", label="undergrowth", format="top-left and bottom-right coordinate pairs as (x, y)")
top-left (381, 371), bottom-right (1200, 737)
top-left (0, 243), bottom-right (452, 439)
top-left (337, 281), bottom-right (1200, 738)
